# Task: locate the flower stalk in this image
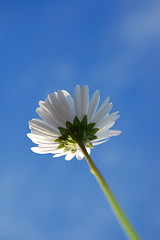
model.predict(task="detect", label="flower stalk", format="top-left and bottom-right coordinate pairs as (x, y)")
top-left (78, 141), bottom-right (140, 240)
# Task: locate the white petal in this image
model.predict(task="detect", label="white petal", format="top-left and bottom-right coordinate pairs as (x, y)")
top-left (27, 133), bottom-right (58, 144)
top-left (96, 112), bottom-right (120, 130)
top-left (38, 143), bottom-right (59, 148)
top-left (57, 90), bottom-right (75, 122)
top-left (96, 121), bottom-right (116, 136)
top-left (80, 85), bottom-right (89, 120)
top-left (65, 153), bottom-right (75, 161)
top-left (41, 98), bottom-right (65, 127)
top-left (86, 147), bottom-right (91, 155)
top-left (74, 85), bottom-right (81, 120)
top-left (51, 148), bottom-right (66, 154)
top-left (53, 152), bottom-right (68, 158)
top-left (109, 130), bottom-right (122, 136)
top-left (39, 100), bottom-right (64, 128)
top-left (92, 139), bottom-right (109, 146)
top-left (30, 128), bottom-right (58, 138)
top-left (36, 107), bottom-right (60, 130)
top-left (39, 100), bottom-right (51, 115)
top-left (65, 93), bottom-right (76, 118)
top-left (31, 146), bottom-right (62, 154)
top-left (47, 94), bottom-right (69, 125)
top-left (76, 150), bottom-right (84, 160)
top-left (95, 103), bottom-right (112, 125)
top-left (96, 130), bottom-right (121, 141)
top-left (92, 97), bottom-right (112, 124)
top-left (87, 90), bottom-right (100, 123)
top-left (28, 133), bottom-right (58, 141)
top-left (74, 85), bottom-right (89, 121)
top-left (29, 119), bottom-right (60, 137)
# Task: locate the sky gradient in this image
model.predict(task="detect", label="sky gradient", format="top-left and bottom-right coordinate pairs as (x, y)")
top-left (0, 0), bottom-right (160, 239)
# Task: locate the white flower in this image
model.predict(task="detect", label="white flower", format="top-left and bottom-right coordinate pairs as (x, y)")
top-left (27, 85), bottom-right (121, 160)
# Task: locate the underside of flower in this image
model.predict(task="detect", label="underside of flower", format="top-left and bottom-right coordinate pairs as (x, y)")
top-left (28, 85), bottom-right (121, 160)
top-left (55, 115), bottom-right (99, 153)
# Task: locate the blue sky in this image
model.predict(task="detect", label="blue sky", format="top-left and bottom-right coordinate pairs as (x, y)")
top-left (0, 0), bottom-right (160, 239)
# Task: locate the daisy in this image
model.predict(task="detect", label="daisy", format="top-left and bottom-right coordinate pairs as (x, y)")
top-left (27, 85), bottom-right (140, 240)
top-left (27, 85), bottom-right (121, 160)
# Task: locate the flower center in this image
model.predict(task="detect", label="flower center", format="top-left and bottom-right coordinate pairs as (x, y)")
top-left (55, 115), bottom-right (99, 153)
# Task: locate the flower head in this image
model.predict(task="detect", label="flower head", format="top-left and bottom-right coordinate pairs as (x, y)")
top-left (27, 85), bottom-right (121, 160)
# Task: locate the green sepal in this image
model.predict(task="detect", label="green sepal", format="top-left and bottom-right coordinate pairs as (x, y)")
top-left (54, 139), bottom-right (62, 143)
top-left (57, 143), bottom-right (65, 149)
top-left (87, 122), bottom-right (96, 130)
top-left (86, 141), bottom-right (93, 148)
top-left (73, 116), bottom-right (80, 126)
top-left (81, 115), bottom-right (87, 126)
top-left (71, 149), bottom-right (76, 154)
top-left (64, 148), bottom-right (69, 153)
top-left (67, 135), bottom-right (74, 142)
top-left (66, 121), bottom-right (73, 130)
top-left (89, 136), bottom-right (97, 141)
top-left (89, 128), bottom-right (99, 135)
top-left (58, 127), bottom-right (69, 136)
top-left (65, 145), bottom-right (74, 151)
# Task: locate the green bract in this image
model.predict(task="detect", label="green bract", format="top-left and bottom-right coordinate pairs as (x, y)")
top-left (55, 115), bottom-right (99, 153)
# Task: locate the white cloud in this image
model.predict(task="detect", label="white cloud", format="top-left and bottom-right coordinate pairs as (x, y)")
top-left (121, 2), bottom-right (160, 48)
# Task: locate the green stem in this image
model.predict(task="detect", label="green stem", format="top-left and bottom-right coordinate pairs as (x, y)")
top-left (78, 141), bottom-right (140, 240)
